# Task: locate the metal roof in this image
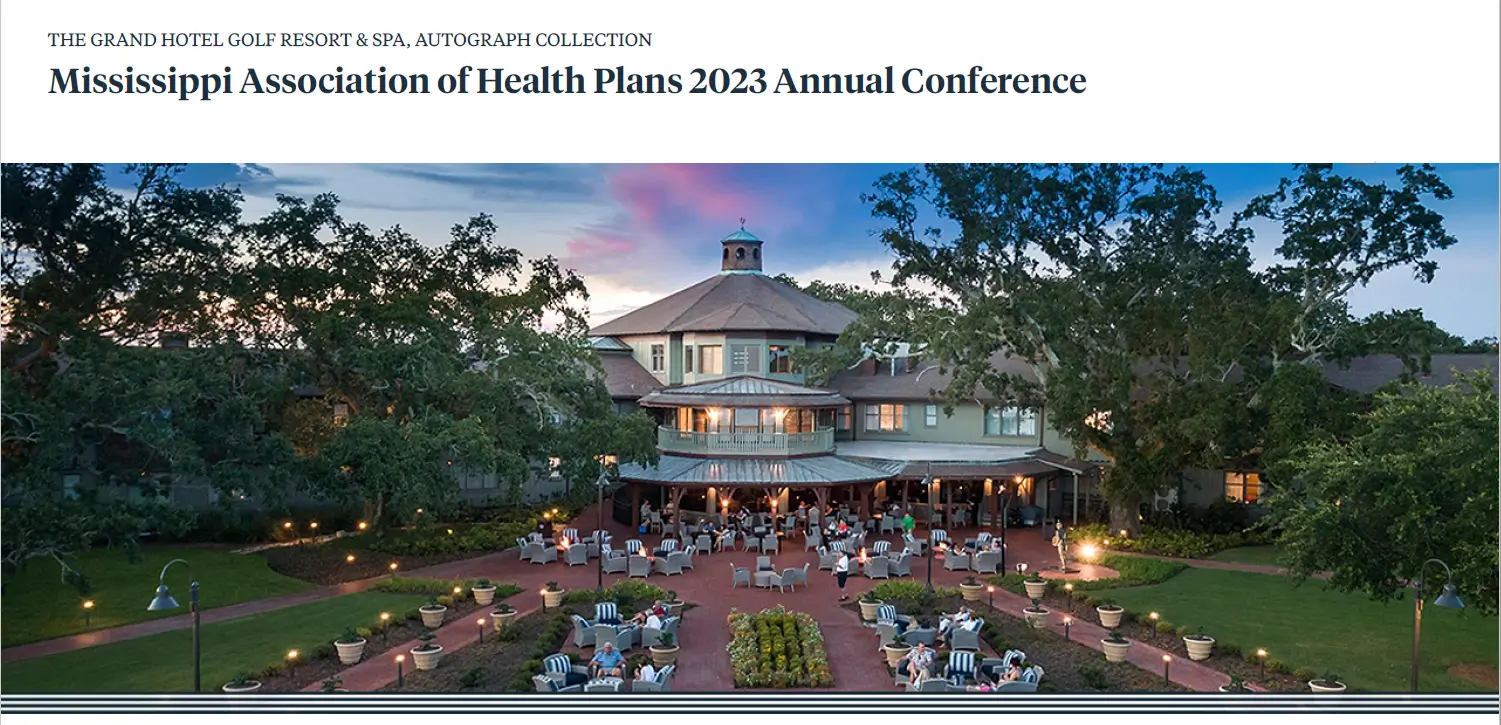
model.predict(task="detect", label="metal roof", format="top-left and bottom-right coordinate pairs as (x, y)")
top-left (639, 375), bottom-right (850, 408)
top-left (595, 354), bottom-right (662, 399)
top-left (618, 453), bottom-right (899, 486)
top-left (721, 227), bottom-right (763, 243)
top-left (588, 336), bottom-right (633, 352)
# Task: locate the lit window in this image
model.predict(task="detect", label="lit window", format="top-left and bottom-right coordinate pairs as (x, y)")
top-left (924, 404), bottom-right (939, 428)
top-left (836, 406), bottom-right (851, 431)
top-left (985, 407), bottom-right (1038, 436)
top-left (1224, 472), bottom-right (1263, 504)
top-left (333, 403), bottom-right (350, 426)
top-left (864, 404), bottom-right (906, 432)
top-left (548, 457), bottom-right (562, 480)
top-left (768, 345), bottom-right (792, 374)
top-left (650, 344), bottom-right (665, 372)
top-left (699, 345), bottom-right (723, 374)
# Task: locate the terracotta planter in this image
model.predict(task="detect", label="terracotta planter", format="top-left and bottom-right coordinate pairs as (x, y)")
top-left (666, 600), bottom-right (686, 616)
top-left (1101, 638), bottom-right (1132, 663)
top-left (1183, 635), bottom-right (1215, 661)
top-left (1096, 606), bottom-right (1124, 629)
top-left (419, 605), bottom-right (447, 629)
top-left (858, 599), bottom-right (884, 622)
top-left (333, 638), bottom-right (367, 665)
top-left (959, 584), bottom-right (984, 602)
top-left (472, 586), bottom-right (497, 606)
top-left (883, 643), bottom-right (912, 668)
top-left (1308, 680), bottom-right (1347, 694)
top-left (1023, 580), bottom-right (1049, 601)
top-left (1023, 607), bottom-right (1050, 629)
top-left (410, 644), bottom-right (444, 671)
top-left (221, 680), bottom-right (262, 694)
top-left (491, 609), bottom-right (517, 631)
top-left (650, 645), bottom-right (680, 667)
top-left (542, 589), bottom-right (566, 609)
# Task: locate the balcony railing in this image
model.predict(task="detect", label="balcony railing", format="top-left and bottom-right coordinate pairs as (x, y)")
top-left (656, 426), bottom-right (835, 456)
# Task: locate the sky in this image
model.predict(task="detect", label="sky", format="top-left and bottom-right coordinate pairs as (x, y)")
top-left (140, 163), bottom-right (1500, 340)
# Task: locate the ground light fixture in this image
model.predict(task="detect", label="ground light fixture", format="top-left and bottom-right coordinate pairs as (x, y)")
top-left (82, 599), bottom-right (95, 626)
top-left (1063, 616), bottom-right (1072, 641)
top-left (1162, 654), bottom-right (1172, 683)
top-left (389, 562), bottom-right (399, 575)
top-left (358, 521), bottom-right (368, 531)
top-left (285, 649), bottom-right (299, 677)
top-left (987, 585), bottom-right (994, 608)
top-left (477, 617), bottom-right (486, 643)
top-left (395, 654), bottom-right (405, 687)
top-left (346, 554), bottom-right (356, 563)
top-left (1064, 582), bottom-right (1074, 611)
top-left (147, 558), bottom-right (201, 692)
top-left (1149, 611), bottom-right (1159, 641)
top-left (1256, 648), bottom-right (1267, 677)
top-left (1411, 558), bottom-right (1465, 692)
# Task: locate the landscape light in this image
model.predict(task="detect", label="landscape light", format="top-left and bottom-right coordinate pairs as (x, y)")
top-left (346, 554), bottom-right (356, 563)
top-left (83, 599), bottom-right (95, 625)
top-left (283, 521), bottom-right (293, 529)
top-left (358, 522), bottom-right (368, 531)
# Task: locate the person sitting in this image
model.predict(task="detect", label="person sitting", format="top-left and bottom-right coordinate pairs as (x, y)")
top-left (701, 520), bottom-right (717, 536)
top-left (900, 642), bottom-right (935, 685)
top-left (936, 606), bottom-right (972, 643)
top-left (590, 642), bottom-right (626, 678)
top-left (835, 519), bottom-right (849, 538)
top-left (629, 600), bottom-right (667, 626)
top-left (633, 662), bottom-right (657, 683)
top-left (1001, 656), bottom-right (1024, 682)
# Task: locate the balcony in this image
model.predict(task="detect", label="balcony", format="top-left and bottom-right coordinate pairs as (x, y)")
top-left (656, 426), bottom-right (835, 457)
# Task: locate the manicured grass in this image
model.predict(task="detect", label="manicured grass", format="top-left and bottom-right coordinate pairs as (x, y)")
top-left (1, 546), bottom-right (314, 648)
top-left (1103, 566), bottom-right (1498, 692)
top-left (1208, 545), bottom-right (1286, 567)
top-left (1, 591), bottom-right (427, 693)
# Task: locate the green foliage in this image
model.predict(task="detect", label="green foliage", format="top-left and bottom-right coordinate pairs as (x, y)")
top-left (505, 611), bottom-right (572, 691)
top-left (320, 677), bottom-right (343, 692)
top-left (369, 577), bottom-right (516, 598)
top-left (1267, 371), bottom-right (1498, 614)
top-left (725, 607), bottom-right (833, 688)
top-left (1077, 665), bottom-right (1109, 689)
top-left (457, 667), bottom-right (486, 689)
top-left (336, 627), bottom-right (362, 644)
top-left (1071, 523), bottom-right (1268, 559)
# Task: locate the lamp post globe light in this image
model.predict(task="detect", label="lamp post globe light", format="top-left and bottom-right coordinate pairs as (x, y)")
top-left (147, 558), bottom-right (201, 692)
top-left (1411, 558), bottom-right (1464, 692)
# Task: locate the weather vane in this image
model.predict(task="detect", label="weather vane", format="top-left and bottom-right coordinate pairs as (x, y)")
top-left (740, 217), bottom-right (746, 227)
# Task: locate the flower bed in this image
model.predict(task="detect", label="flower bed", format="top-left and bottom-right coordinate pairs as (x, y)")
top-left (726, 606), bottom-right (832, 688)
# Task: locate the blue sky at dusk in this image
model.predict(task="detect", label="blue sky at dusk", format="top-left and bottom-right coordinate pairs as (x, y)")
top-left (142, 164), bottom-right (1500, 340)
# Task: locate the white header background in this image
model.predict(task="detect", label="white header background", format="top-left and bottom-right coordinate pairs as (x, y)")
top-left (1, 0), bottom-right (1497, 162)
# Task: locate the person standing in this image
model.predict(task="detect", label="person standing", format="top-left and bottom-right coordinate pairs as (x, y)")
top-left (834, 549), bottom-right (851, 601)
top-left (901, 511), bottom-right (915, 537)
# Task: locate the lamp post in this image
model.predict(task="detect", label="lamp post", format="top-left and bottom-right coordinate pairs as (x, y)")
top-left (83, 599), bottom-right (94, 626)
top-left (1149, 611), bottom-right (1159, 641)
top-left (395, 654), bottom-right (405, 687)
top-left (1256, 648), bottom-right (1267, 678)
top-left (147, 558), bottom-right (201, 692)
top-left (1162, 654), bottom-right (1172, 684)
top-left (1063, 616), bottom-right (1072, 641)
top-left (922, 473), bottom-right (935, 594)
top-left (1410, 558), bottom-right (1464, 692)
top-left (596, 466), bottom-right (610, 593)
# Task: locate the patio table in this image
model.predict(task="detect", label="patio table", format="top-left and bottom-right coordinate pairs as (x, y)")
top-left (585, 677), bottom-right (623, 692)
top-left (753, 570), bottom-right (776, 589)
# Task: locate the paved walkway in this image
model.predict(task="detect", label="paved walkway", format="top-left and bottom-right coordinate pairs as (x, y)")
top-left (1128, 552), bottom-right (1327, 579)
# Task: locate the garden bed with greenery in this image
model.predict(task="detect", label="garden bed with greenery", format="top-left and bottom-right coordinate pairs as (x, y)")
top-left (726, 606), bottom-right (832, 688)
top-left (848, 580), bottom-right (1188, 692)
top-left (1070, 523), bottom-right (1271, 560)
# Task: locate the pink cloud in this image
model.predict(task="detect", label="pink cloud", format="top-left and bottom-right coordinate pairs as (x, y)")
top-left (607, 164), bottom-right (779, 233)
top-left (565, 227), bottom-right (639, 271)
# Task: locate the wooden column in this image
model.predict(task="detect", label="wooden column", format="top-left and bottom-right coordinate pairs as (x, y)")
top-left (988, 479), bottom-right (999, 532)
top-left (630, 483), bottom-right (641, 530)
top-left (901, 479), bottom-right (910, 515)
top-left (944, 477), bottom-right (954, 530)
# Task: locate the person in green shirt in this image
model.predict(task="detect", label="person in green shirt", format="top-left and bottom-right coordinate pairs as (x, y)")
top-left (901, 512), bottom-right (915, 535)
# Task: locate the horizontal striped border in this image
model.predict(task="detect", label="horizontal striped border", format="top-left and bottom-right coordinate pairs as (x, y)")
top-left (1, 693), bottom-right (1496, 714)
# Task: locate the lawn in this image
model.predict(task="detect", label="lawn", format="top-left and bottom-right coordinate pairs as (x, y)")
top-left (1208, 545), bottom-right (1286, 568)
top-left (1103, 566), bottom-right (1498, 692)
top-left (1, 545), bottom-right (314, 648)
top-left (1, 591), bottom-right (427, 693)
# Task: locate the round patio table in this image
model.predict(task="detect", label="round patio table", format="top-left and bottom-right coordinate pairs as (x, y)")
top-left (753, 570), bottom-right (776, 588)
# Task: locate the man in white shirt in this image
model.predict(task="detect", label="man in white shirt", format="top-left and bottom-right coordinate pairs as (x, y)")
top-left (835, 551), bottom-right (851, 601)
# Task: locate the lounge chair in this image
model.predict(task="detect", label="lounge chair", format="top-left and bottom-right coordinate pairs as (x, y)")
top-left (516, 538), bottom-right (534, 561)
top-left (784, 562), bottom-right (810, 589)
top-left (865, 556), bottom-right (890, 579)
top-left (603, 551), bottom-right (628, 574)
top-left (628, 555), bottom-right (651, 578)
top-left (565, 543), bottom-right (589, 566)
top-left (762, 536), bottom-right (779, 554)
top-left (731, 564), bottom-right (751, 588)
top-left (892, 551), bottom-right (913, 577)
top-left (540, 653), bottom-right (589, 690)
top-left (656, 554), bottom-right (683, 576)
top-left (695, 534), bottom-right (713, 553)
top-left (971, 551), bottom-right (1001, 574)
top-left (944, 551), bottom-right (971, 571)
top-left (904, 626), bottom-right (937, 646)
top-left (571, 614), bottom-right (596, 647)
top-left (804, 531), bottom-right (822, 551)
top-left (818, 546), bottom-right (839, 571)
top-left (594, 624), bottom-right (638, 651)
top-left (945, 650), bottom-right (977, 684)
top-left (595, 602), bottom-right (620, 625)
top-left (533, 674), bottom-right (582, 693)
top-left (949, 618), bottom-right (984, 652)
top-left (640, 616), bottom-right (680, 648)
top-left (532, 544), bottom-right (558, 564)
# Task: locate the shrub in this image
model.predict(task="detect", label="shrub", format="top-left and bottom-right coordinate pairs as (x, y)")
top-left (1220, 643), bottom-right (1241, 657)
top-left (458, 667), bottom-right (486, 689)
top-left (1077, 665), bottom-right (1110, 689)
top-left (1293, 667), bottom-right (1319, 681)
top-left (725, 606), bottom-right (832, 688)
top-left (1267, 660), bottom-right (1291, 675)
top-left (310, 643), bottom-right (334, 660)
top-left (320, 676), bottom-right (344, 692)
top-left (337, 627), bottom-right (362, 645)
top-left (1070, 522), bottom-right (1271, 559)
top-left (1155, 620), bottom-right (1175, 633)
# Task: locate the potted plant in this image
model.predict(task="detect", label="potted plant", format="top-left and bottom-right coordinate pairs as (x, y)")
top-left (491, 602), bottom-right (516, 631)
top-left (1095, 598), bottom-right (1125, 629)
top-left (959, 576), bottom-right (984, 602)
top-left (649, 631), bottom-right (680, 667)
top-left (1022, 598), bottom-right (1050, 629)
top-left (222, 672), bottom-right (262, 694)
top-left (882, 631), bottom-right (911, 668)
top-left (333, 626), bottom-right (367, 664)
top-left (1100, 629), bottom-right (1132, 663)
top-left (1023, 571), bottom-right (1049, 601)
top-left (1308, 672), bottom-right (1347, 693)
top-left (1183, 627), bottom-right (1215, 661)
top-left (410, 631), bottom-right (444, 671)
top-left (542, 581), bottom-right (565, 609)
top-left (471, 578), bottom-right (497, 606)
top-left (1219, 675), bottom-right (1254, 693)
top-left (665, 589), bottom-right (686, 613)
top-left (419, 597), bottom-right (448, 628)
top-left (320, 676), bottom-right (347, 692)
top-left (858, 590), bottom-right (884, 622)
